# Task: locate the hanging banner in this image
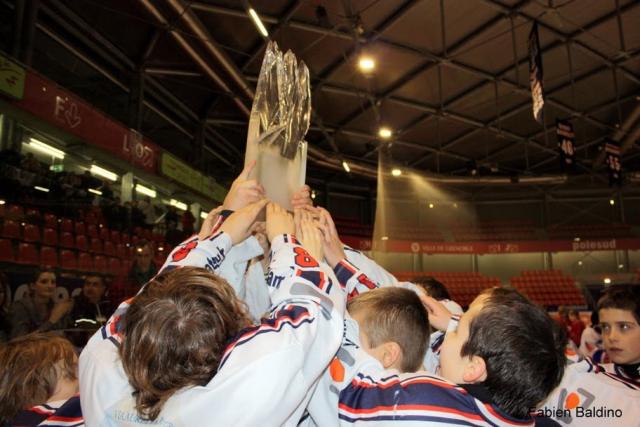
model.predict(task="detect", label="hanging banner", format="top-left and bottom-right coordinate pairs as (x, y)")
top-left (604, 138), bottom-right (622, 186)
top-left (528, 22), bottom-right (545, 124)
top-left (556, 119), bottom-right (575, 169)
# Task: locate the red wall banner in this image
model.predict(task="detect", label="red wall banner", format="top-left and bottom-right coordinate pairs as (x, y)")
top-left (9, 70), bottom-right (159, 173)
top-left (341, 236), bottom-right (640, 254)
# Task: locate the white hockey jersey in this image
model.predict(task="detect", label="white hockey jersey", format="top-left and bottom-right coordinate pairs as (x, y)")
top-left (538, 358), bottom-right (640, 426)
top-left (79, 232), bottom-right (345, 427)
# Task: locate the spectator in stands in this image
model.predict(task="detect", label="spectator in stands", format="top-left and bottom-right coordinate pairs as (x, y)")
top-left (182, 205), bottom-right (196, 236)
top-left (0, 273), bottom-right (10, 343)
top-left (165, 219), bottom-right (184, 248)
top-left (130, 240), bottom-right (157, 289)
top-left (71, 275), bottom-right (110, 327)
top-left (99, 180), bottom-right (114, 202)
top-left (8, 268), bottom-right (73, 338)
top-left (165, 205), bottom-right (179, 229)
top-left (131, 200), bottom-right (146, 231)
top-left (568, 309), bottom-right (585, 347)
top-left (20, 152), bottom-right (41, 173)
top-left (139, 196), bottom-right (157, 230)
top-left (0, 333), bottom-right (82, 426)
top-left (556, 305), bottom-right (570, 333)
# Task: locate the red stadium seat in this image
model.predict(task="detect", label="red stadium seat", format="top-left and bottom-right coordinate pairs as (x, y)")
top-left (23, 224), bottom-right (41, 242)
top-left (42, 228), bottom-right (58, 246)
top-left (76, 235), bottom-right (89, 252)
top-left (1, 220), bottom-right (21, 239)
top-left (75, 221), bottom-right (86, 236)
top-left (60, 218), bottom-right (74, 233)
top-left (94, 255), bottom-right (108, 273)
top-left (7, 204), bottom-right (24, 220)
top-left (17, 243), bottom-right (38, 265)
top-left (108, 257), bottom-right (121, 273)
top-left (115, 243), bottom-right (126, 259)
top-left (59, 232), bottom-right (75, 248)
top-left (0, 239), bottom-right (14, 262)
top-left (25, 208), bottom-right (41, 221)
top-left (110, 230), bottom-right (121, 244)
top-left (40, 246), bottom-right (59, 267)
top-left (99, 227), bottom-right (109, 240)
top-left (44, 213), bottom-right (58, 229)
top-left (121, 234), bottom-right (130, 245)
top-left (78, 252), bottom-right (94, 271)
top-left (87, 224), bottom-right (98, 238)
top-left (90, 238), bottom-right (103, 253)
top-left (60, 250), bottom-right (77, 270)
top-left (121, 259), bottom-right (132, 276)
top-left (103, 241), bottom-right (115, 257)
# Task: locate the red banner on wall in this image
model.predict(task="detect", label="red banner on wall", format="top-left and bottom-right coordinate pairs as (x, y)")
top-left (341, 236), bottom-right (640, 254)
top-left (8, 70), bottom-right (159, 173)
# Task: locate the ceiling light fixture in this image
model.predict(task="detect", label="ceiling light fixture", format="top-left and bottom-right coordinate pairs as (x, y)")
top-left (342, 161), bottom-right (351, 173)
top-left (358, 56), bottom-right (375, 72)
top-left (135, 184), bottom-right (157, 198)
top-left (88, 188), bottom-right (103, 196)
top-left (90, 165), bottom-right (118, 182)
top-left (28, 138), bottom-right (65, 159)
top-left (609, 199), bottom-right (615, 205)
top-left (379, 127), bottom-right (392, 139)
top-left (34, 186), bottom-right (50, 193)
top-left (391, 168), bottom-right (402, 177)
top-left (248, 8), bottom-right (269, 37)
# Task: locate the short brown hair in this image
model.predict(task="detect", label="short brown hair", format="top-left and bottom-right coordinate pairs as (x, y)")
top-left (0, 333), bottom-right (77, 424)
top-left (347, 287), bottom-right (429, 372)
top-left (119, 267), bottom-right (253, 421)
top-left (597, 285), bottom-right (640, 323)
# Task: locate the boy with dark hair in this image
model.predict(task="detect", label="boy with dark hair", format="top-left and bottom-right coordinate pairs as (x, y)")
top-left (539, 286), bottom-right (640, 426)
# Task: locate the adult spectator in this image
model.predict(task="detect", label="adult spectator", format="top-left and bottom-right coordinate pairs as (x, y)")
top-left (568, 309), bottom-right (585, 347)
top-left (71, 275), bottom-right (110, 327)
top-left (8, 268), bottom-right (73, 339)
top-left (165, 205), bottom-right (179, 229)
top-left (0, 333), bottom-right (82, 425)
top-left (181, 206), bottom-right (196, 235)
top-left (0, 273), bottom-right (10, 343)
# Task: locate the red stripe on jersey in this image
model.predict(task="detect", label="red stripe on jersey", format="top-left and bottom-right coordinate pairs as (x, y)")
top-left (339, 403), bottom-right (485, 421)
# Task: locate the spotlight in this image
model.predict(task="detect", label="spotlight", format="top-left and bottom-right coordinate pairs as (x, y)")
top-left (342, 161), bottom-right (351, 173)
top-left (391, 168), bottom-right (402, 177)
top-left (603, 277), bottom-right (611, 284)
top-left (609, 199), bottom-right (615, 206)
top-left (428, 203), bottom-right (434, 209)
top-left (618, 264), bottom-right (624, 269)
top-left (578, 261), bottom-right (583, 266)
top-left (381, 236), bottom-right (389, 241)
top-left (248, 8), bottom-right (269, 37)
top-left (358, 56), bottom-right (375, 72)
top-left (378, 127), bottom-right (392, 139)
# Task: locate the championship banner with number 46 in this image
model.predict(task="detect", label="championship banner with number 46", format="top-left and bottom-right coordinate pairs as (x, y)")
top-left (528, 22), bottom-right (545, 124)
top-left (556, 119), bottom-right (575, 170)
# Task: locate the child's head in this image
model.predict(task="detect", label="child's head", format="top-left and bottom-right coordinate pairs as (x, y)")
top-left (439, 287), bottom-right (566, 419)
top-left (0, 333), bottom-right (78, 424)
top-left (119, 267), bottom-right (253, 421)
top-left (347, 287), bottom-right (429, 372)
top-left (413, 277), bottom-right (451, 301)
top-left (597, 286), bottom-right (640, 365)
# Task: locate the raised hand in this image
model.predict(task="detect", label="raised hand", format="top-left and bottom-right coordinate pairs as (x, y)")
top-left (297, 213), bottom-right (324, 262)
top-left (266, 203), bottom-right (295, 242)
top-left (223, 160), bottom-right (266, 211)
top-left (219, 199), bottom-right (268, 245)
top-left (419, 294), bottom-right (453, 332)
top-left (198, 205), bottom-right (225, 240)
top-left (291, 185), bottom-right (313, 209)
top-left (316, 207), bottom-right (346, 268)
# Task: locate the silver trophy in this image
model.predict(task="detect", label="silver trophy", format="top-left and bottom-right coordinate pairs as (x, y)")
top-left (244, 42), bottom-right (310, 210)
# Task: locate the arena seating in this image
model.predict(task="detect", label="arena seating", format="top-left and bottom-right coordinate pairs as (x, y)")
top-left (511, 270), bottom-right (586, 307)
top-left (0, 203), bottom-right (168, 278)
top-left (547, 223), bottom-right (633, 239)
top-left (394, 271), bottom-right (501, 307)
top-left (450, 220), bottom-right (537, 242)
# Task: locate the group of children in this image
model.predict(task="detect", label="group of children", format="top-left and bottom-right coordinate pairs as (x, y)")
top-left (0, 162), bottom-right (638, 426)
